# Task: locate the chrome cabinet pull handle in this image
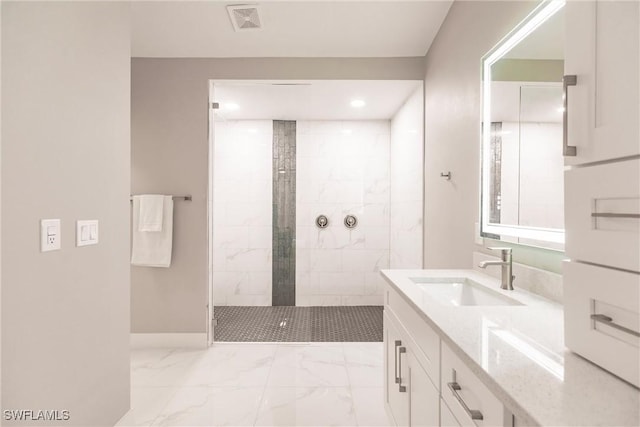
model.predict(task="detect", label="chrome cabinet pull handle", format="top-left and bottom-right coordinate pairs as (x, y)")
top-left (394, 340), bottom-right (401, 384)
top-left (398, 346), bottom-right (407, 393)
top-left (563, 75), bottom-right (578, 156)
top-left (447, 382), bottom-right (483, 421)
top-left (591, 212), bottom-right (640, 219)
top-left (591, 314), bottom-right (640, 338)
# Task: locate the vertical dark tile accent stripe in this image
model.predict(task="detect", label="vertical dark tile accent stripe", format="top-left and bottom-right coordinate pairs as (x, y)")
top-left (272, 120), bottom-right (296, 306)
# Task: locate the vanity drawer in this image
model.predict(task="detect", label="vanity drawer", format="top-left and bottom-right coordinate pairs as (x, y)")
top-left (386, 284), bottom-right (440, 387)
top-left (441, 342), bottom-right (507, 427)
top-left (564, 261), bottom-right (640, 387)
top-left (440, 398), bottom-right (462, 427)
top-left (564, 158), bottom-right (640, 272)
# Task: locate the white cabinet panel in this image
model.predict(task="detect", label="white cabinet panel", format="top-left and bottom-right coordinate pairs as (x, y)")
top-left (565, 0), bottom-right (639, 165)
top-left (565, 158), bottom-right (640, 272)
top-left (388, 286), bottom-right (441, 386)
top-left (409, 351), bottom-right (440, 427)
top-left (441, 342), bottom-right (507, 427)
top-left (564, 261), bottom-right (640, 387)
top-left (385, 312), bottom-right (410, 427)
top-left (440, 399), bottom-right (462, 427)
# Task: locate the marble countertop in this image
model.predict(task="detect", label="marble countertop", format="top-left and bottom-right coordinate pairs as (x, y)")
top-left (381, 269), bottom-right (640, 427)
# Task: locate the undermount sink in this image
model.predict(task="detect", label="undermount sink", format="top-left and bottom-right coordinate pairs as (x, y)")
top-left (410, 277), bottom-right (523, 307)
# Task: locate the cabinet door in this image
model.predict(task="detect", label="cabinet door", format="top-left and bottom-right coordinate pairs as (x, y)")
top-left (565, 0), bottom-right (639, 165)
top-left (385, 313), bottom-right (409, 426)
top-left (440, 399), bottom-right (462, 427)
top-left (408, 351), bottom-right (439, 427)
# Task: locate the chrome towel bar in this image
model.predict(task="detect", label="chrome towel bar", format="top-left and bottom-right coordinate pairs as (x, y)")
top-left (129, 195), bottom-right (192, 201)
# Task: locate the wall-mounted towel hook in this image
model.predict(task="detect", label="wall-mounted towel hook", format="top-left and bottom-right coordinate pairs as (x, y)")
top-left (440, 172), bottom-right (452, 180)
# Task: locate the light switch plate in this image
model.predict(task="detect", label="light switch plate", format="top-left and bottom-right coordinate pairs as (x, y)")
top-left (76, 220), bottom-right (99, 247)
top-left (41, 219), bottom-right (61, 252)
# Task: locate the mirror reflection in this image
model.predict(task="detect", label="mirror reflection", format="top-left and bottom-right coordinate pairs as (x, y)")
top-left (481, 2), bottom-right (565, 250)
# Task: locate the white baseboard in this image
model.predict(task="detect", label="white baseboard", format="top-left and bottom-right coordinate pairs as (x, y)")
top-left (130, 333), bottom-right (207, 349)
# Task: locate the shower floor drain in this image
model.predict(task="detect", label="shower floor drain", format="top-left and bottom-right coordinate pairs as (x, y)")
top-left (213, 306), bottom-right (383, 342)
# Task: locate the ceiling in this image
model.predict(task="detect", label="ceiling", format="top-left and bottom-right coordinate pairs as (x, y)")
top-left (212, 80), bottom-right (423, 120)
top-left (131, 1), bottom-right (453, 58)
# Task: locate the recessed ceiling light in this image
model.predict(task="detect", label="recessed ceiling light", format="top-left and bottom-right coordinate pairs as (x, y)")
top-left (224, 103), bottom-right (240, 111)
top-left (350, 99), bottom-right (366, 108)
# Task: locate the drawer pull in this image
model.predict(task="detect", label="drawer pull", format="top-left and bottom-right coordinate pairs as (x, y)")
top-left (591, 314), bottom-right (640, 338)
top-left (591, 212), bottom-right (640, 219)
top-left (394, 340), bottom-right (401, 384)
top-left (398, 346), bottom-right (407, 393)
top-left (562, 74), bottom-right (577, 156)
top-left (447, 382), bottom-right (484, 421)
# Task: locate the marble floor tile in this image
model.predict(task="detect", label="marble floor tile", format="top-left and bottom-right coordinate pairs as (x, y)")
top-left (351, 387), bottom-right (394, 427)
top-left (118, 342), bottom-right (388, 427)
top-left (152, 386), bottom-right (264, 427)
top-left (132, 349), bottom-right (204, 387)
top-left (344, 343), bottom-right (384, 387)
top-left (267, 344), bottom-right (350, 387)
top-left (115, 387), bottom-right (178, 427)
top-left (130, 349), bottom-right (175, 370)
top-left (255, 387), bottom-right (357, 427)
top-left (181, 344), bottom-right (277, 387)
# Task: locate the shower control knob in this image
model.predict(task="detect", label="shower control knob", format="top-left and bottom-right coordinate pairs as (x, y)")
top-left (344, 215), bottom-right (358, 229)
top-left (315, 215), bottom-right (329, 229)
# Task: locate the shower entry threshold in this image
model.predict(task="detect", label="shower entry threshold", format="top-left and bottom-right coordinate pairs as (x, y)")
top-left (213, 306), bottom-right (383, 342)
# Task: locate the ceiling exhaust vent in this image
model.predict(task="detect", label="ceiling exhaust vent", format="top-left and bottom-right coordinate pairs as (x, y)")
top-left (227, 5), bottom-right (262, 31)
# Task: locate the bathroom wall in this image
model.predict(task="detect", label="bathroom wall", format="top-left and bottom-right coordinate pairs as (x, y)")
top-left (212, 120), bottom-right (273, 306)
top-left (1, 0), bottom-right (3, 410)
top-left (421, 0), bottom-right (567, 270)
top-left (390, 88), bottom-right (424, 269)
top-left (2, 2), bottom-right (130, 425)
top-left (296, 121), bottom-right (390, 306)
top-left (131, 57), bottom-right (424, 332)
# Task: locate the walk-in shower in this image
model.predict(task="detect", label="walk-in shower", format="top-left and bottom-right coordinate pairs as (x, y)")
top-left (208, 80), bottom-right (424, 342)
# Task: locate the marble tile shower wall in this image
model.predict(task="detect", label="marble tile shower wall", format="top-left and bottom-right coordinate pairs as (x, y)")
top-left (213, 120), bottom-right (273, 306)
top-left (390, 89), bottom-right (424, 269)
top-left (296, 121), bottom-right (391, 306)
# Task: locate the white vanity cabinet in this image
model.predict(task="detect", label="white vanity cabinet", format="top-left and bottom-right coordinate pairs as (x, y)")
top-left (564, 0), bottom-right (639, 165)
top-left (384, 284), bottom-right (512, 427)
top-left (441, 342), bottom-right (511, 427)
top-left (408, 349), bottom-right (440, 427)
top-left (385, 311), bottom-right (410, 427)
top-left (563, 0), bottom-right (640, 388)
top-left (384, 309), bottom-right (440, 427)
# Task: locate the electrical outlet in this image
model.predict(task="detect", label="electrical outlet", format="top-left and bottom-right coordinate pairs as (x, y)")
top-left (41, 219), bottom-right (61, 252)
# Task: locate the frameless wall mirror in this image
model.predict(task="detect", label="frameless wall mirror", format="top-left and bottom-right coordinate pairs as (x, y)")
top-left (481, 0), bottom-right (565, 251)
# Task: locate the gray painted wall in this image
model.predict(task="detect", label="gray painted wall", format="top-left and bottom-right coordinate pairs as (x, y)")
top-left (422, 1), bottom-right (542, 269)
top-left (131, 57), bottom-right (425, 333)
top-left (2, 2), bottom-right (131, 425)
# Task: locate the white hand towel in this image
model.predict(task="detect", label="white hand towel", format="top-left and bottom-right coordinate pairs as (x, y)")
top-left (131, 195), bottom-right (174, 268)
top-left (138, 195), bottom-right (165, 232)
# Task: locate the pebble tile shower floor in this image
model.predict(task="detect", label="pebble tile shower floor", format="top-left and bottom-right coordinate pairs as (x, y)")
top-left (214, 306), bottom-right (383, 342)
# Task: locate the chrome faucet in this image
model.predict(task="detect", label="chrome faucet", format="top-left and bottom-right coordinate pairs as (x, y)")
top-left (478, 247), bottom-right (514, 290)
